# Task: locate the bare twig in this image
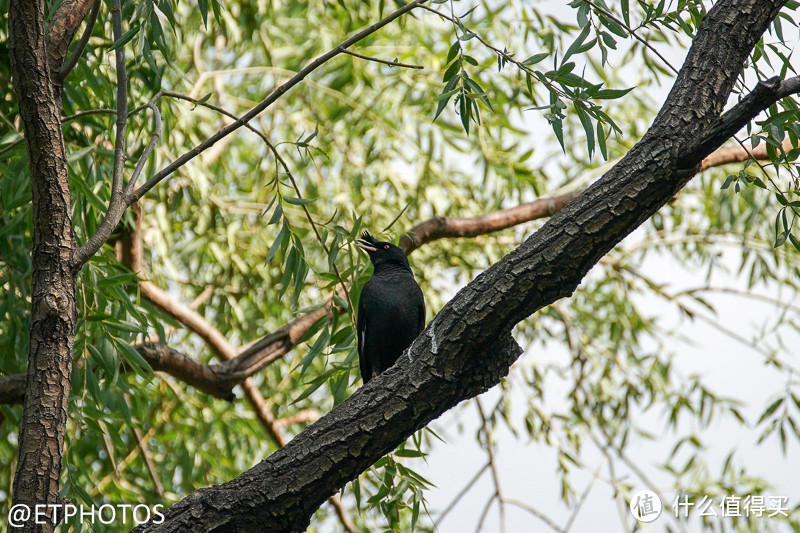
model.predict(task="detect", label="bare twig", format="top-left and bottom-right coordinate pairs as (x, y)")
top-left (476, 398), bottom-right (505, 533)
top-left (563, 460), bottom-right (605, 532)
top-left (435, 462), bottom-right (489, 524)
top-left (499, 498), bottom-right (565, 533)
top-left (189, 284), bottom-right (216, 310)
top-left (62, 108), bottom-right (117, 122)
top-left (582, 0), bottom-right (679, 74)
top-left (273, 408), bottom-right (320, 429)
top-left (124, 101), bottom-right (162, 197)
top-left (123, 392), bottom-right (165, 497)
top-left (342, 48), bottom-right (424, 69)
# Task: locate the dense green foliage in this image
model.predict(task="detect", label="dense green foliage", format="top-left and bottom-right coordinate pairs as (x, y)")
top-left (1, 0), bottom-right (799, 530)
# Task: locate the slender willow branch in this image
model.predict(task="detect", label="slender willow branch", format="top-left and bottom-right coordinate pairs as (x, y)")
top-left (73, 0), bottom-right (128, 267)
top-left (126, 0), bottom-right (428, 206)
top-left (71, 0), bottom-right (428, 268)
top-left (475, 398), bottom-right (506, 533)
top-left (582, 0), bottom-right (678, 74)
top-left (435, 462), bottom-right (489, 525)
top-left (124, 102), bottom-right (162, 197)
top-left (342, 48), bottom-right (424, 69)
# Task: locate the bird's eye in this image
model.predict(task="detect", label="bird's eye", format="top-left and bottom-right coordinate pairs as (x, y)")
top-left (384, 245), bottom-right (390, 249)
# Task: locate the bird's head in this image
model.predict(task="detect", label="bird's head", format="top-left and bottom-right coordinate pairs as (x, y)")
top-left (356, 231), bottom-right (411, 271)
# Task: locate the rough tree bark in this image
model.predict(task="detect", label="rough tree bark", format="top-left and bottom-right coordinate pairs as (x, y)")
top-left (128, 0), bottom-right (796, 531)
top-left (8, 0), bottom-right (79, 530)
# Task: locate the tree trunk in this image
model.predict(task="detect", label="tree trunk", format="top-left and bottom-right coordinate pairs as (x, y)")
top-left (9, 0), bottom-right (78, 531)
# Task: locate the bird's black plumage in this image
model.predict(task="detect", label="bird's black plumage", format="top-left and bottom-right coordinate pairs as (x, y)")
top-left (356, 231), bottom-right (425, 384)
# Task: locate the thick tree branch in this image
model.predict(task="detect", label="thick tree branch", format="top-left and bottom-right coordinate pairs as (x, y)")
top-left (683, 75), bottom-right (800, 167)
top-left (132, 0), bottom-right (796, 530)
top-left (123, 208), bottom-right (357, 531)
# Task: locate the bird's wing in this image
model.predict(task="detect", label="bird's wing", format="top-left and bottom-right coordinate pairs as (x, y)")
top-left (357, 289), bottom-right (371, 383)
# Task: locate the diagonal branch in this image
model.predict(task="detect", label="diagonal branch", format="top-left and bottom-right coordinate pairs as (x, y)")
top-left (126, 0), bottom-right (428, 206)
top-left (58, 0), bottom-right (100, 81)
top-left (682, 75), bottom-right (800, 168)
top-left (45, 0), bottom-right (97, 83)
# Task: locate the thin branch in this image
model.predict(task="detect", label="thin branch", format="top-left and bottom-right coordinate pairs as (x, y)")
top-left (62, 108), bottom-right (117, 121)
top-left (152, 90), bottom-right (357, 325)
top-left (328, 493), bottom-right (358, 533)
top-left (700, 136), bottom-right (796, 170)
top-left (476, 397), bottom-right (505, 533)
top-left (189, 284), bottom-right (216, 310)
top-left (58, 0), bottom-right (100, 81)
top-left (601, 444), bottom-right (630, 532)
top-left (140, 281), bottom-right (237, 358)
top-left (0, 139), bottom-right (24, 157)
top-left (499, 498), bottom-right (565, 533)
top-left (562, 460), bottom-right (605, 533)
top-left (673, 285), bottom-right (800, 314)
top-left (273, 408), bottom-right (320, 429)
top-left (124, 101), bottom-right (162, 197)
top-left (123, 392), bottom-right (165, 497)
top-left (342, 48), bottom-right (424, 69)
top-left (90, 397), bottom-right (179, 497)
top-left (124, 210), bottom-right (358, 532)
top-left (474, 494), bottom-right (496, 533)
top-left (127, 0), bottom-right (427, 206)
top-left (45, 0), bottom-right (97, 81)
top-left (582, 0), bottom-right (679, 74)
top-left (435, 462), bottom-right (489, 524)
top-left (4, 135), bottom-right (788, 406)
top-left (73, 0), bottom-right (128, 267)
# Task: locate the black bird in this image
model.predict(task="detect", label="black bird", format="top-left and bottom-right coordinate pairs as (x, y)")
top-left (356, 231), bottom-right (425, 384)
